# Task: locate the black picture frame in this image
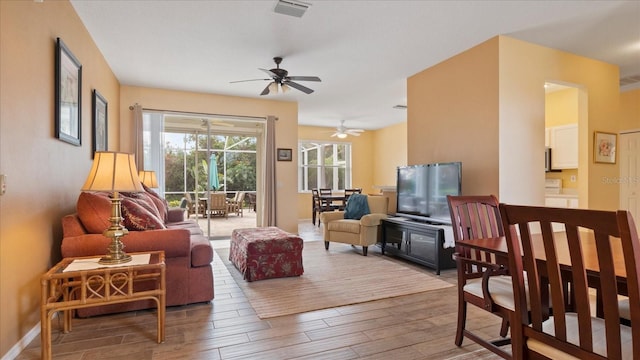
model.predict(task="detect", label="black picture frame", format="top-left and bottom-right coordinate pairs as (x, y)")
top-left (277, 148), bottom-right (292, 161)
top-left (92, 90), bottom-right (108, 156)
top-left (55, 38), bottom-right (82, 146)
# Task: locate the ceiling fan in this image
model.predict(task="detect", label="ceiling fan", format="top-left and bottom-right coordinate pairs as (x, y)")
top-left (230, 57), bottom-right (321, 95)
top-left (331, 120), bottom-right (364, 138)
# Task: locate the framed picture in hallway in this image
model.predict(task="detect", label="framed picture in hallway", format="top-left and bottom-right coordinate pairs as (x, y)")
top-left (92, 90), bottom-right (108, 156)
top-left (594, 131), bottom-right (616, 164)
top-left (277, 148), bottom-right (292, 161)
top-left (55, 37), bottom-right (82, 146)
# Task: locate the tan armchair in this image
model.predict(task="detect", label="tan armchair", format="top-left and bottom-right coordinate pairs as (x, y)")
top-left (319, 195), bottom-right (388, 256)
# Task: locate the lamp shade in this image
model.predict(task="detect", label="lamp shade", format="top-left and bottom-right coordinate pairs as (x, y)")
top-left (138, 170), bottom-right (158, 188)
top-left (82, 152), bottom-right (144, 192)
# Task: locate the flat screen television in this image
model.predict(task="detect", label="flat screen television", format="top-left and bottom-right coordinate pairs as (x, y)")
top-left (396, 162), bottom-right (462, 224)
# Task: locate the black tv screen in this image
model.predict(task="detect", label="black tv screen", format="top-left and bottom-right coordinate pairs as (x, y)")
top-left (396, 162), bottom-right (461, 223)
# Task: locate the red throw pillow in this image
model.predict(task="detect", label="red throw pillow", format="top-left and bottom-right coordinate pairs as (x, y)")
top-left (121, 197), bottom-right (166, 231)
top-left (76, 192), bottom-right (112, 234)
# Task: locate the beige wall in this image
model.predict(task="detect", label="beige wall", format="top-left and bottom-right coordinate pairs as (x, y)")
top-left (120, 86), bottom-right (300, 234)
top-left (408, 36), bottom-right (622, 210)
top-left (0, 1), bottom-right (121, 357)
top-left (619, 89), bottom-right (640, 131)
top-left (408, 38), bottom-right (500, 197)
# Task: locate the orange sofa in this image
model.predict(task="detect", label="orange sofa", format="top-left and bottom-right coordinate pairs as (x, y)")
top-left (61, 186), bottom-right (214, 317)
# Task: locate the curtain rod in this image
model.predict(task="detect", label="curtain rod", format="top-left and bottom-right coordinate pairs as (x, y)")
top-left (128, 104), bottom-right (275, 121)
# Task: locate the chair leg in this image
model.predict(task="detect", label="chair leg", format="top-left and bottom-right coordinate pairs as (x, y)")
top-left (312, 210), bottom-right (316, 225)
top-left (324, 241), bottom-right (329, 250)
top-left (499, 318), bottom-right (509, 338)
top-left (362, 246), bottom-right (368, 256)
top-left (455, 299), bottom-right (467, 346)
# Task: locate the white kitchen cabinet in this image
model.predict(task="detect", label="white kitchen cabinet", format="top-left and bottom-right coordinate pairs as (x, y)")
top-left (548, 124), bottom-right (578, 169)
top-left (545, 195), bottom-right (579, 208)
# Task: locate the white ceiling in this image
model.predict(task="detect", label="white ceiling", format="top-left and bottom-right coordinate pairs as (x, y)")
top-left (70, 0), bottom-right (640, 131)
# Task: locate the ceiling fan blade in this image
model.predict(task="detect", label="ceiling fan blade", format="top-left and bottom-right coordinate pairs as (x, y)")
top-left (287, 76), bottom-right (321, 82)
top-left (230, 78), bottom-right (270, 83)
top-left (259, 68), bottom-right (278, 79)
top-left (260, 83), bottom-right (272, 96)
top-left (285, 80), bottom-right (314, 94)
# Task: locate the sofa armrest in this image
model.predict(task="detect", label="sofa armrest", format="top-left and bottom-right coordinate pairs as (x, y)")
top-left (61, 228), bottom-right (191, 259)
top-left (320, 211), bottom-right (345, 224)
top-left (360, 213), bottom-right (388, 226)
top-left (167, 207), bottom-right (186, 223)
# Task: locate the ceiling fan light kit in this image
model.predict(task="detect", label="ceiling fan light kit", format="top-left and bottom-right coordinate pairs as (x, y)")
top-left (232, 56), bottom-right (321, 96)
top-left (331, 120), bottom-right (365, 138)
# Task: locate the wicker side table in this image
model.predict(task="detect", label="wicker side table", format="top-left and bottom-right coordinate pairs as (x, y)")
top-left (40, 251), bottom-right (165, 360)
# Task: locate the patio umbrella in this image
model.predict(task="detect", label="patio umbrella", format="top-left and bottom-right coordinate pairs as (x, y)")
top-left (209, 153), bottom-right (220, 191)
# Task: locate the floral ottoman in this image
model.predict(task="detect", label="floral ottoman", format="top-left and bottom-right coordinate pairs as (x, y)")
top-left (229, 227), bottom-right (304, 282)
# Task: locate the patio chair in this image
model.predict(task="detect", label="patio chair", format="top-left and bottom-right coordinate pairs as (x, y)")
top-left (228, 191), bottom-right (245, 217)
top-left (208, 192), bottom-right (228, 218)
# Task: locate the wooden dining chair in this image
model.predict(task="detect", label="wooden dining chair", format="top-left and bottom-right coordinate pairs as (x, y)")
top-left (499, 204), bottom-right (640, 359)
top-left (447, 195), bottom-right (514, 359)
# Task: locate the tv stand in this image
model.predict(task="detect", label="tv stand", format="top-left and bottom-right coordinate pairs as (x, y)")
top-left (381, 217), bottom-right (456, 275)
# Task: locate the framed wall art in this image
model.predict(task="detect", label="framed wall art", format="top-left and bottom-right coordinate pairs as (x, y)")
top-left (92, 90), bottom-right (108, 155)
top-left (594, 131), bottom-right (617, 164)
top-left (55, 37), bottom-right (82, 146)
top-left (277, 148), bottom-right (292, 161)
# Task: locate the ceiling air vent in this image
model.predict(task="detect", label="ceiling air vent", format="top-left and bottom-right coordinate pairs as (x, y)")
top-left (274, 0), bottom-right (311, 18)
top-left (393, 105), bottom-right (407, 110)
top-left (620, 74), bottom-right (640, 87)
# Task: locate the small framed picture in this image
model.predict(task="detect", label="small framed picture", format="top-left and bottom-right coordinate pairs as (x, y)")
top-left (277, 148), bottom-right (292, 161)
top-left (594, 131), bottom-right (617, 164)
top-left (92, 90), bottom-right (108, 156)
top-left (55, 38), bottom-right (82, 146)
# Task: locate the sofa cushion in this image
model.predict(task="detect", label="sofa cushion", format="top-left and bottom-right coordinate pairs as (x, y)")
top-left (77, 191), bottom-right (112, 234)
top-left (344, 194), bottom-right (370, 220)
top-left (121, 197), bottom-right (166, 231)
top-left (327, 219), bottom-right (362, 234)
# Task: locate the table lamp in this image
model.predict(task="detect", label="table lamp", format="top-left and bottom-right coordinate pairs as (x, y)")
top-left (138, 170), bottom-right (158, 188)
top-left (82, 152), bottom-right (144, 264)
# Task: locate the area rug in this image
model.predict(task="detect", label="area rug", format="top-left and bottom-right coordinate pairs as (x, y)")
top-left (216, 240), bottom-right (454, 319)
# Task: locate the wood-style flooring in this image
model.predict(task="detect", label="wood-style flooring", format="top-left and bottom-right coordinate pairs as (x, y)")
top-left (16, 222), bottom-right (504, 360)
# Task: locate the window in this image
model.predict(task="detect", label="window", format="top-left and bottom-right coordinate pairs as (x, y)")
top-left (298, 141), bottom-right (352, 191)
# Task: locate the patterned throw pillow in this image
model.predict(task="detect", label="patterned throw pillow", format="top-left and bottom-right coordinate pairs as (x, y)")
top-left (121, 197), bottom-right (166, 231)
top-left (142, 183), bottom-right (169, 222)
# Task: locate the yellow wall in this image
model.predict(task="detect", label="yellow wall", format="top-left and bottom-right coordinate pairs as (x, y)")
top-left (408, 38), bottom-right (500, 197)
top-left (119, 86), bottom-right (300, 234)
top-left (498, 36), bottom-right (620, 210)
top-left (408, 36), bottom-right (621, 209)
top-left (545, 88), bottom-right (579, 189)
top-left (619, 89), bottom-right (640, 131)
top-left (0, 1), bottom-right (121, 356)
top-left (372, 121), bottom-right (408, 187)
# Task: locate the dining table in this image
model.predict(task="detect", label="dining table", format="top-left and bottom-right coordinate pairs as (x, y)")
top-left (457, 233), bottom-right (629, 315)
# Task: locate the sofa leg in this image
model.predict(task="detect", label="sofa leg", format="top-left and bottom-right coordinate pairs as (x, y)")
top-left (324, 241), bottom-right (330, 250)
top-left (362, 246), bottom-right (368, 256)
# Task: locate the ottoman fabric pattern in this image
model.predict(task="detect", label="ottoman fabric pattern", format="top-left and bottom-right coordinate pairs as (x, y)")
top-left (230, 227), bottom-right (304, 282)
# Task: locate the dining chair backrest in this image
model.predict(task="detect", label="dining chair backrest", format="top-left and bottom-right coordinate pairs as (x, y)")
top-left (319, 188), bottom-right (332, 196)
top-left (447, 195), bottom-right (504, 266)
top-left (499, 204), bottom-right (640, 359)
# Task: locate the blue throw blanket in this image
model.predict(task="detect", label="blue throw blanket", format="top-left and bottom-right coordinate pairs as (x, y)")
top-left (344, 194), bottom-right (370, 220)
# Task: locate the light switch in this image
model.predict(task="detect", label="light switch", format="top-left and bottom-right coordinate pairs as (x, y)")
top-left (0, 174), bottom-right (6, 195)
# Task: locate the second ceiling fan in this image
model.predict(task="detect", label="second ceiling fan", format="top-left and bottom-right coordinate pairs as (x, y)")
top-left (231, 57), bottom-right (321, 95)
